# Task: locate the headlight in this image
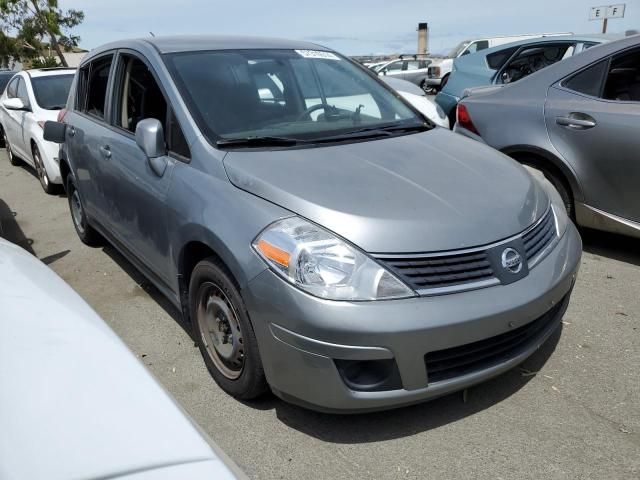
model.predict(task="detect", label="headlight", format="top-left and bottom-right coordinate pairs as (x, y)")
top-left (253, 217), bottom-right (416, 301)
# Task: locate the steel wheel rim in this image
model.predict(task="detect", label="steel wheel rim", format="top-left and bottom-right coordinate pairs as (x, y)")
top-left (196, 282), bottom-right (244, 379)
top-left (70, 189), bottom-right (85, 234)
top-left (34, 149), bottom-right (48, 187)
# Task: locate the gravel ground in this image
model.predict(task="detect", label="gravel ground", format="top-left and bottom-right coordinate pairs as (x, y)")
top-left (1, 149), bottom-right (638, 479)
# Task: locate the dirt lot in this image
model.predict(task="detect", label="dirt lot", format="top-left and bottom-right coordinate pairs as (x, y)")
top-left (1, 149), bottom-right (639, 479)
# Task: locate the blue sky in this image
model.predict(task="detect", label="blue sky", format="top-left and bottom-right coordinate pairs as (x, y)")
top-left (60, 0), bottom-right (638, 55)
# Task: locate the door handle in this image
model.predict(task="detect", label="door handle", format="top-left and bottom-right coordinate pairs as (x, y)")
top-left (99, 145), bottom-right (112, 159)
top-left (556, 114), bottom-right (596, 129)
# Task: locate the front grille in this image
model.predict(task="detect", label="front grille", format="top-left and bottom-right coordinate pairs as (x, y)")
top-left (523, 209), bottom-right (556, 261)
top-left (424, 297), bottom-right (566, 383)
top-left (377, 251), bottom-right (494, 290)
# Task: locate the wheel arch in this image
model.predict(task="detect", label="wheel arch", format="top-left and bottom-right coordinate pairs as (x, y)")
top-left (177, 231), bottom-right (253, 322)
top-left (58, 154), bottom-right (71, 191)
top-left (501, 145), bottom-right (584, 203)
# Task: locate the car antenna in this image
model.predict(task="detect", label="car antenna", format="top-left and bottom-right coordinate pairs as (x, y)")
top-left (149, 32), bottom-right (155, 37)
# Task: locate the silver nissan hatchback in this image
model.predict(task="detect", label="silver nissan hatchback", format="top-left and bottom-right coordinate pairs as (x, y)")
top-left (45, 36), bottom-right (582, 412)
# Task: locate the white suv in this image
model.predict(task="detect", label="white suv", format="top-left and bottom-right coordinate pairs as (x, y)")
top-left (426, 33), bottom-right (570, 91)
top-left (0, 68), bottom-right (75, 193)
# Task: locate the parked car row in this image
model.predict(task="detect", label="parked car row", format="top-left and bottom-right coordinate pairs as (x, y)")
top-left (425, 32), bottom-right (571, 92)
top-left (435, 34), bottom-right (615, 125)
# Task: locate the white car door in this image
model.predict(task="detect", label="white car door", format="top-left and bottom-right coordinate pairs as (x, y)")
top-left (2, 76), bottom-right (31, 161)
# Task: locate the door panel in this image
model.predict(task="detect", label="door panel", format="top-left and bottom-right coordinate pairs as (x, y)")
top-left (3, 77), bottom-right (28, 158)
top-left (66, 112), bottom-right (115, 222)
top-left (545, 86), bottom-right (640, 222)
top-left (101, 131), bottom-right (175, 284)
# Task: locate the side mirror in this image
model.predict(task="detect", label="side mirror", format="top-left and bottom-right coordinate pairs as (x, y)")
top-left (135, 118), bottom-right (167, 177)
top-left (2, 98), bottom-right (28, 111)
top-left (43, 121), bottom-right (67, 144)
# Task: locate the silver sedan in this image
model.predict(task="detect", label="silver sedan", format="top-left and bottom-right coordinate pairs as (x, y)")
top-left (455, 34), bottom-right (640, 239)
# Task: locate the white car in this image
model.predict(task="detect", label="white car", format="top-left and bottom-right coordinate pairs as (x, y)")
top-left (375, 55), bottom-right (431, 87)
top-left (382, 77), bottom-right (449, 128)
top-left (0, 68), bottom-right (75, 194)
top-left (0, 236), bottom-right (244, 480)
top-left (425, 33), bottom-right (571, 91)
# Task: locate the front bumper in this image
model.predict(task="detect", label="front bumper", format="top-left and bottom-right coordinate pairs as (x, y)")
top-left (425, 78), bottom-right (442, 87)
top-left (244, 224), bottom-right (581, 412)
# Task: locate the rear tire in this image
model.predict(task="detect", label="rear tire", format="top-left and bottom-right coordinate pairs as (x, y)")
top-left (440, 73), bottom-right (450, 89)
top-left (3, 128), bottom-right (19, 166)
top-left (190, 258), bottom-right (268, 400)
top-left (66, 176), bottom-right (101, 246)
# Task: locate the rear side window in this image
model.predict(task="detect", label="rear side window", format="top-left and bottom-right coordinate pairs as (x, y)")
top-left (77, 55), bottom-right (113, 119)
top-left (16, 78), bottom-right (29, 105)
top-left (486, 47), bottom-right (518, 70)
top-left (563, 60), bottom-right (608, 97)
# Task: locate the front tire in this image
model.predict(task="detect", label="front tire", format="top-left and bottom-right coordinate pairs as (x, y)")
top-left (32, 144), bottom-right (56, 194)
top-left (190, 259), bottom-right (268, 400)
top-left (66, 176), bottom-right (101, 246)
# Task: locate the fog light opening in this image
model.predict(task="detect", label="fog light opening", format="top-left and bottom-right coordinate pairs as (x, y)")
top-left (334, 358), bottom-right (402, 392)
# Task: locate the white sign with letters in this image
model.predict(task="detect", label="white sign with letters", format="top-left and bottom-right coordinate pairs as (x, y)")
top-left (590, 4), bottom-right (626, 20)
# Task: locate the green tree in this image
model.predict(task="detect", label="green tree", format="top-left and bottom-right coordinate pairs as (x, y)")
top-left (0, 0), bottom-right (84, 67)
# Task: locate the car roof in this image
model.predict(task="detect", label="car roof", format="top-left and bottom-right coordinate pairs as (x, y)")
top-left (86, 35), bottom-right (330, 58)
top-left (477, 33), bottom-right (621, 57)
top-left (25, 67), bottom-right (76, 78)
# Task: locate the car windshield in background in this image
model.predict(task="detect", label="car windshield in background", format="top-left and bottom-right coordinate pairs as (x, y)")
top-left (448, 41), bottom-right (470, 58)
top-left (165, 49), bottom-right (424, 146)
top-left (31, 74), bottom-right (74, 110)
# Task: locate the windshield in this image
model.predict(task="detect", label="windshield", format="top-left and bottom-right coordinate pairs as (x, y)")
top-left (165, 49), bottom-right (423, 145)
top-left (31, 74), bottom-right (74, 110)
top-left (447, 41), bottom-right (470, 58)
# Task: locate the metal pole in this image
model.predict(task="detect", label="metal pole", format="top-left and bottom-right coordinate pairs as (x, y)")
top-left (602, 17), bottom-right (608, 34)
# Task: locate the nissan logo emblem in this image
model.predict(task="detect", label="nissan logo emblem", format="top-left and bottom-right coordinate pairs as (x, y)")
top-left (501, 248), bottom-right (523, 274)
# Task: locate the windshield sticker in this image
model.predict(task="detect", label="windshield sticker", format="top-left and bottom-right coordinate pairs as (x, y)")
top-left (295, 49), bottom-right (340, 60)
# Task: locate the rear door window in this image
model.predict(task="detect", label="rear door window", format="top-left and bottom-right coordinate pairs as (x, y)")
top-left (78, 55), bottom-right (114, 120)
top-left (112, 53), bottom-right (190, 159)
top-left (602, 48), bottom-right (640, 101)
top-left (563, 60), bottom-right (609, 97)
top-left (486, 47), bottom-right (519, 70)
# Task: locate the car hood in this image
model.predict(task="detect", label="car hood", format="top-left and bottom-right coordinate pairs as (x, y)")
top-left (223, 128), bottom-right (548, 253)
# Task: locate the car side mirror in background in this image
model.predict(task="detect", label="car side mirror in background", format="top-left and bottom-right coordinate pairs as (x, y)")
top-left (135, 118), bottom-right (168, 177)
top-left (43, 121), bottom-right (67, 143)
top-left (2, 98), bottom-right (29, 111)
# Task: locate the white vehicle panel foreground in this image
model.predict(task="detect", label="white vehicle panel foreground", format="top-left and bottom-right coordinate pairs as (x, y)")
top-left (0, 237), bottom-right (242, 480)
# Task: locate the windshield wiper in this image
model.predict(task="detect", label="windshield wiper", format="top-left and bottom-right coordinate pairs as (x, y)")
top-left (216, 136), bottom-right (304, 148)
top-left (312, 122), bottom-right (431, 143)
